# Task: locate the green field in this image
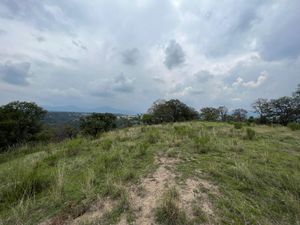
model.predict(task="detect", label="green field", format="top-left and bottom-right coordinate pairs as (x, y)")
top-left (1, 122), bottom-right (300, 225)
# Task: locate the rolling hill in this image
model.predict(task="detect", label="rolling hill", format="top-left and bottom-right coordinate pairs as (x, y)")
top-left (0, 122), bottom-right (300, 225)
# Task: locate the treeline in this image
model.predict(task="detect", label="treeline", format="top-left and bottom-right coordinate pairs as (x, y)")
top-left (0, 85), bottom-right (299, 151)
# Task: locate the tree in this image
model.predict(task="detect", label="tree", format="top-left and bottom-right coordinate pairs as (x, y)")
top-left (232, 108), bottom-right (248, 122)
top-left (147, 99), bottom-right (199, 123)
top-left (292, 84), bottom-right (300, 122)
top-left (252, 98), bottom-right (273, 124)
top-left (200, 107), bottom-right (220, 121)
top-left (0, 101), bottom-right (46, 150)
top-left (142, 114), bottom-right (154, 125)
top-left (218, 106), bottom-right (228, 121)
top-left (80, 113), bottom-right (117, 137)
top-left (270, 97), bottom-right (296, 125)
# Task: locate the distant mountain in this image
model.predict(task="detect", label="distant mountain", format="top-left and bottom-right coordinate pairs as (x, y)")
top-left (43, 105), bottom-right (138, 115)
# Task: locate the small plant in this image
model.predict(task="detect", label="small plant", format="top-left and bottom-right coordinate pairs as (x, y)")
top-left (234, 122), bottom-right (243, 129)
top-left (287, 122), bottom-right (300, 131)
top-left (155, 188), bottom-right (188, 225)
top-left (245, 128), bottom-right (256, 140)
top-left (101, 139), bottom-right (113, 151)
top-left (193, 135), bottom-right (211, 154)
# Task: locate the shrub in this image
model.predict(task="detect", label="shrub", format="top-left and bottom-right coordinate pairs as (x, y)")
top-left (155, 188), bottom-right (188, 225)
top-left (234, 122), bottom-right (243, 129)
top-left (287, 122), bottom-right (300, 131)
top-left (245, 128), bottom-right (256, 140)
top-left (80, 113), bottom-right (117, 137)
top-left (193, 136), bottom-right (211, 154)
top-left (0, 101), bottom-right (46, 151)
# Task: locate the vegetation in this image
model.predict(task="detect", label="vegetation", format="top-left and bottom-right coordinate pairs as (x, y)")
top-left (0, 101), bottom-right (46, 151)
top-left (147, 99), bottom-right (199, 124)
top-left (80, 113), bottom-right (117, 137)
top-left (0, 121), bottom-right (299, 224)
top-left (252, 84), bottom-right (300, 125)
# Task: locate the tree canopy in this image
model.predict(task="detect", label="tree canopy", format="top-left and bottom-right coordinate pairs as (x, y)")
top-left (147, 99), bottom-right (199, 123)
top-left (0, 101), bottom-right (46, 151)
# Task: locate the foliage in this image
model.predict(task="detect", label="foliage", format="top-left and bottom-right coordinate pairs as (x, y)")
top-left (155, 188), bottom-right (188, 225)
top-left (80, 113), bottom-right (117, 137)
top-left (232, 108), bottom-right (248, 122)
top-left (200, 107), bottom-right (220, 121)
top-left (287, 122), bottom-right (300, 131)
top-left (233, 122), bottom-right (243, 129)
top-left (0, 122), bottom-right (300, 224)
top-left (218, 106), bottom-right (228, 121)
top-left (252, 85), bottom-right (300, 125)
top-left (142, 113), bottom-right (154, 125)
top-left (147, 99), bottom-right (199, 124)
top-left (0, 101), bottom-right (46, 151)
top-left (245, 128), bottom-right (256, 140)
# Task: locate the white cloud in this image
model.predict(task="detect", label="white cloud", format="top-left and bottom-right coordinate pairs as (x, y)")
top-left (233, 71), bottom-right (268, 88)
top-left (0, 0), bottom-right (299, 112)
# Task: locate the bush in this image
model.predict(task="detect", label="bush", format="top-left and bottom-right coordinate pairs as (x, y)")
top-left (193, 136), bottom-right (212, 154)
top-left (287, 122), bottom-right (300, 131)
top-left (155, 188), bottom-right (188, 225)
top-left (80, 113), bottom-right (117, 137)
top-left (234, 122), bottom-right (243, 129)
top-left (245, 128), bottom-right (256, 140)
top-left (147, 99), bottom-right (199, 124)
top-left (0, 101), bottom-right (46, 151)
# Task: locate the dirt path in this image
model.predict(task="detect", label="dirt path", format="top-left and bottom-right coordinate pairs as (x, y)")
top-left (117, 156), bottom-right (219, 225)
top-left (51, 155), bottom-right (219, 225)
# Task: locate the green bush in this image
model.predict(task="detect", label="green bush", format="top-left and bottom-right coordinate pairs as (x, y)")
top-left (245, 128), bottom-right (256, 140)
top-left (193, 136), bottom-right (211, 154)
top-left (287, 122), bottom-right (300, 131)
top-left (155, 188), bottom-right (188, 225)
top-left (80, 113), bottom-right (117, 137)
top-left (234, 122), bottom-right (243, 129)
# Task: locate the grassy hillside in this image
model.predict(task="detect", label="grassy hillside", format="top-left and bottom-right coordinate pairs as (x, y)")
top-left (0, 122), bottom-right (300, 225)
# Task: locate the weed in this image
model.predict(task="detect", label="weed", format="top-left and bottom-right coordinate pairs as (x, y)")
top-left (155, 187), bottom-right (189, 225)
top-left (101, 139), bottom-right (113, 151)
top-left (193, 135), bottom-right (212, 154)
top-left (245, 128), bottom-right (256, 140)
top-left (234, 122), bottom-right (243, 129)
top-left (287, 122), bottom-right (300, 131)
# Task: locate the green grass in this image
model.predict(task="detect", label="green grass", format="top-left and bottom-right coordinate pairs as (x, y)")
top-left (0, 122), bottom-right (300, 224)
top-left (155, 187), bottom-right (189, 225)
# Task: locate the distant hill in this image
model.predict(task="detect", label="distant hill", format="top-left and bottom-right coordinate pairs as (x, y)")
top-left (43, 105), bottom-right (138, 115)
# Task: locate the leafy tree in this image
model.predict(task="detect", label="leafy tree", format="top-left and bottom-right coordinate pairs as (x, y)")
top-left (218, 106), bottom-right (228, 121)
top-left (147, 99), bottom-right (199, 123)
top-left (232, 108), bottom-right (248, 122)
top-left (200, 107), bottom-right (220, 121)
top-left (252, 98), bottom-right (273, 124)
top-left (80, 113), bottom-right (117, 137)
top-left (293, 84), bottom-right (300, 122)
top-left (0, 101), bottom-right (46, 151)
top-left (142, 114), bottom-right (154, 125)
top-left (270, 97), bottom-right (296, 125)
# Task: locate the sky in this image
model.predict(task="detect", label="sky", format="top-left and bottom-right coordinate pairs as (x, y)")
top-left (0, 0), bottom-right (300, 113)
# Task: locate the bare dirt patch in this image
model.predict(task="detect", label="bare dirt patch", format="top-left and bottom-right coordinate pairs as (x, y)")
top-left (122, 156), bottom-right (219, 225)
top-left (71, 198), bottom-right (115, 225)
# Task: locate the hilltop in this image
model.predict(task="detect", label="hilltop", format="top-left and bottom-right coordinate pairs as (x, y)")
top-left (0, 122), bottom-right (300, 225)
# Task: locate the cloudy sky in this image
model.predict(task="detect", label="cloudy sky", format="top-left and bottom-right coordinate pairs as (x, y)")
top-left (0, 0), bottom-right (299, 113)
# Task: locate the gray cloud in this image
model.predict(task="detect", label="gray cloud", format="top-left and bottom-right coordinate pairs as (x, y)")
top-left (72, 40), bottom-right (88, 51)
top-left (0, 0), bottom-right (300, 112)
top-left (121, 48), bottom-right (140, 65)
top-left (259, 1), bottom-right (300, 61)
top-left (0, 61), bottom-right (31, 86)
top-left (112, 74), bottom-right (134, 93)
top-left (36, 36), bottom-right (46, 42)
top-left (194, 71), bottom-right (214, 83)
top-left (164, 40), bottom-right (185, 69)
